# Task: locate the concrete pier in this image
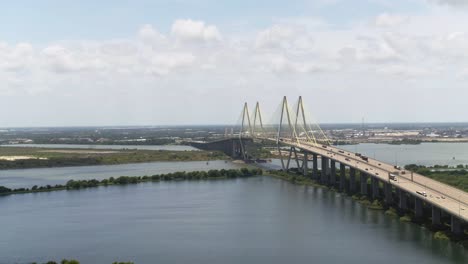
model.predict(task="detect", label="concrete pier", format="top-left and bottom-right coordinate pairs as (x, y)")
top-left (384, 183), bottom-right (393, 205)
top-left (321, 157), bottom-right (329, 184)
top-left (349, 168), bottom-right (356, 193)
top-left (451, 216), bottom-right (462, 235)
top-left (415, 198), bottom-right (424, 219)
top-left (360, 172), bottom-right (368, 196)
top-left (399, 190), bottom-right (407, 211)
top-left (340, 163), bottom-right (346, 191)
top-left (432, 206), bottom-right (441, 225)
top-left (312, 154), bottom-right (318, 180)
top-left (330, 160), bottom-right (336, 186)
top-left (303, 152), bottom-right (308, 177)
top-left (371, 177), bottom-right (379, 199)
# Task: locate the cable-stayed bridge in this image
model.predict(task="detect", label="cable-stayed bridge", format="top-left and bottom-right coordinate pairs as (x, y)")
top-left (193, 96), bottom-right (468, 235)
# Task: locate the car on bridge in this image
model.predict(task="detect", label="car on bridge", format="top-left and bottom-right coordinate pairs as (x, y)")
top-left (416, 191), bottom-right (427, 197)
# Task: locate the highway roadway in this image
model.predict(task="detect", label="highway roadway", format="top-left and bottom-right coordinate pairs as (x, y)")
top-left (267, 137), bottom-right (468, 222)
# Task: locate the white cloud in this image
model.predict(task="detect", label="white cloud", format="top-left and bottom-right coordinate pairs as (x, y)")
top-left (138, 24), bottom-right (167, 46)
top-left (2, 14), bottom-right (468, 125)
top-left (374, 13), bottom-right (409, 27)
top-left (146, 52), bottom-right (196, 76)
top-left (2, 16), bottom-right (467, 84)
top-left (0, 42), bottom-right (34, 72)
top-left (376, 64), bottom-right (432, 78)
top-left (457, 67), bottom-right (468, 79)
top-left (255, 25), bottom-right (296, 50)
top-left (171, 19), bottom-right (222, 42)
top-left (42, 45), bottom-right (108, 73)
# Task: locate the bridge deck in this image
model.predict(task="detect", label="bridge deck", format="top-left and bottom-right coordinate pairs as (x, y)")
top-left (265, 137), bottom-right (468, 222)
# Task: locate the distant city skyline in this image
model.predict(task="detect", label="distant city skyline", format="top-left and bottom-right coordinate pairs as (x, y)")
top-left (1, 0), bottom-right (468, 126)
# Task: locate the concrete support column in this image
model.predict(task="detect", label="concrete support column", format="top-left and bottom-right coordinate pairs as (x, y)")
top-left (360, 172), bottom-right (368, 196)
top-left (384, 183), bottom-right (393, 205)
top-left (371, 177), bottom-right (379, 199)
top-left (330, 160), bottom-right (336, 186)
top-left (340, 164), bottom-right (346, 191)
top-left (303, 152), bottom-right (308, 177)
top-left (349, 168), bottom-right (356, 193)
top-left (312, 154), bottom-right (318, 180)
top-left (399, 190), bottom-right (407, 211)
top-left (451, 216), bottom-right (462, 235)
top-left (414, 197), bottom-right (424, 219)
top-left (321, 157), bottom-right (329, 184)
top-left (432, 206), bottom-right (441, 225)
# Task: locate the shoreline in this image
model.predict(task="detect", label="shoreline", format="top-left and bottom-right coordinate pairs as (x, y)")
top-left (0, 146), bottom-right (229, 170)
top-left (0, 168), bottom-right (261, 197)
top-left (266, 170), bottom-right (468, 249)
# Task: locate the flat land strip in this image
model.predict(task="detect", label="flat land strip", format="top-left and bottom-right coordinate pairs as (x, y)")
top-left (0, 146), bottom-right (227, 170)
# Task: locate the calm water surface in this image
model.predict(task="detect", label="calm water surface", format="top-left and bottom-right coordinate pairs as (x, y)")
top-left (0, 177), bottom-right (466, 263)
top-left (1, 143), bottom-right (468, 263)
top-left (341, 142), bottom-right (468, 166)
top-left (0, 160), bottom-right (249, 189)
top-left (2, 143), bottom-right (468, 189)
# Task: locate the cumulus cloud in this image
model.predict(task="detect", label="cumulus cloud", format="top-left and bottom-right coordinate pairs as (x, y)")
top-left (255, 25), bottom-right (296, 49)
top-left (138, 24), bottom-right (167, 46)
top-left (254, 25), bottom-right (316, 56)
top-left (42, 45), bottom-right (108, 73)
top-left (374, 13), bottom-right (409, 27)
top-left (2, 14), bottom-right (468, 98)
top-left (0, 42), bottom-right (34, 72)
top-left (145, 52), bottom-right (196, 76)
top-left (42, 45), bottom-right (84, 73)
top-left (171, 19), bottom-right (222, 42)
top-left (2, 12), bottom-right (468, 125)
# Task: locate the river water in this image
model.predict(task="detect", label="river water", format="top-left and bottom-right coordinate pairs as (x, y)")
top-left (0, 176), bottom-right (466, 263)
top-left (0, 160), bottom-right (249, 189)
top-left (1, 143), bottom-right (468, 263)
top-left (2, 142), bottom-right (467, 189)
top-left (340, 142), bottom-right (468, 167)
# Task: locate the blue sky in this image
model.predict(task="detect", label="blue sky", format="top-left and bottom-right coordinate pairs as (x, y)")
top-left (1, 0), bottom-right (428, 43)
top-left (1, 0), bottom-right (468, 126)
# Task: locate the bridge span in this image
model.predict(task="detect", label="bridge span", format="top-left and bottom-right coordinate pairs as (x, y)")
top-left (266, 137), bottom-right (468, 233)
top-left (222, 96), bottom-right (468, 236)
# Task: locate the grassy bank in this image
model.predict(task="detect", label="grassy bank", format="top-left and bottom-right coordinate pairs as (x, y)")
top-left (404, 164), bottom-right (468, 192)
top-left (0, 168), bottom-right (262, 196)
top-left (0, 147), bottom-right (228, 170)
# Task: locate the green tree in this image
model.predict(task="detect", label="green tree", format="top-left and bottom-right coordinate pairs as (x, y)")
top-left (0, 186), bottom-right (12, 193)
top-left (61, 259), bottom-right (80, 264)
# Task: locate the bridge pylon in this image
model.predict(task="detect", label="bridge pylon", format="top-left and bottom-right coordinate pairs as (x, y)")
top-left (276, 96), bottom-right (302, 170)
top-left (252, 102), bottom-right (265, 138)
top-left (291, 96), bottom-right (331, 146)
top-left (238, 102), bottom-right (252, 160)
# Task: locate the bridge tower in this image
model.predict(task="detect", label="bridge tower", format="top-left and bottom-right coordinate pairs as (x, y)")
top-left (277, 96), bottom-right (302, 171)
top-left (252, 102), bottom-right (265, 138)
top-left (239, 102), bottom-right (252, 160)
